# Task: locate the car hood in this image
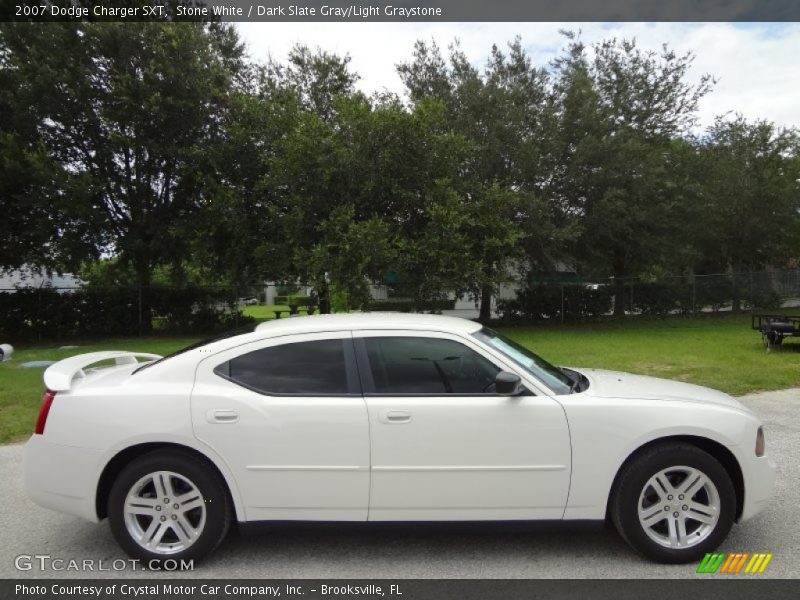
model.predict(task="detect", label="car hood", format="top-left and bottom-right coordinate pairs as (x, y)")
top-left (572, 368), bottom-right (748, 411)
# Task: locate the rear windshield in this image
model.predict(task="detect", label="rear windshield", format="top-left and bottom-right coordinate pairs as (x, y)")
top-left (133, 323), bottom-right (258, 374)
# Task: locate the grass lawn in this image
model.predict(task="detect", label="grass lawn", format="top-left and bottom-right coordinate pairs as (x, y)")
top-left (1, 314), bottom-right (797, 444)
top-left (0, 337), bottom-right (197, 444)
top-left (243, 304), bottom-right (311, 321)
top-left (500, 314), bottom-right (800, 397)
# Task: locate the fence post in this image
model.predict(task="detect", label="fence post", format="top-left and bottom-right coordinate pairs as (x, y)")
top-left (560, 284), bottom-right (565, 324)
top-left (37, 284), bottom-right (43, 343)
top-left (692, 273), bottom-right (696, 316)
top-left (234, 286), bottom-right (239, 329)
top-left (137, 285), bottom-right (142, 337)
top-left (630, 279), bottom-right (634, 315)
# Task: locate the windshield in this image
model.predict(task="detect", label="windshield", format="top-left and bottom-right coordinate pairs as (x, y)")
top-left (472, 327), bottom-right (572, 395)
top-left (133, 323), bottom-right (258, 374)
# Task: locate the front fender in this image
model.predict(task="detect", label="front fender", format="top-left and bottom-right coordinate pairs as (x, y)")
top-left (560, 397), bottom-right (750, 520)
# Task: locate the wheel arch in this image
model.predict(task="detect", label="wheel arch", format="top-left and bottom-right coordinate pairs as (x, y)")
top-left (96, 442), bottom-right (241, 521)
top-left (606, 435), bottom-right (745, 521)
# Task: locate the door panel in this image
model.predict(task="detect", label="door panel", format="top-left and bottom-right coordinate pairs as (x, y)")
top-left (191, 332), bottom-right (370, 521)
top-left (356, 331), bottom-right (572, 521)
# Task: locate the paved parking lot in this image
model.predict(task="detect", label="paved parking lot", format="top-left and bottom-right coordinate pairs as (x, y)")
top-left (1, 389), bottom-right (797, 579)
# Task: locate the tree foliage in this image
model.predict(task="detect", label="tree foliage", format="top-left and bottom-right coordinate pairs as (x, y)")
top-left (2, 25), bottom-right (800, 324)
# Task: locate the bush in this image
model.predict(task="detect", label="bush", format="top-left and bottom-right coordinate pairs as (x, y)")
top-left (366, 298), bottom-right (456, 313)
top-left (630, 280), bottom-right (692, 316)
top-left (497, 284), bottom-right (613, 323)
top-left (0, 285), bottom-right (254, 342)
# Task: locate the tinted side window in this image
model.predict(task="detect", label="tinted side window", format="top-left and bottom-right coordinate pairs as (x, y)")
top-left (215, 339), bottom-right (349, 395)
top-left (363, 337), bottom-right (501, 394)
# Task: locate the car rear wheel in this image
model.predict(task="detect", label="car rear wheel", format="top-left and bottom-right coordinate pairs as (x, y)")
top-left (108, 450), bottom-right (231, 564)
top-left (611, 442), bottom-right (736, 563)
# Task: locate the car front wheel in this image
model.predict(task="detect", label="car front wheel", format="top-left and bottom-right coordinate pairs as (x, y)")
top-left (108, 450), bottom-right (231, 564)
top-left (611, 442), bottom-right (736, 563)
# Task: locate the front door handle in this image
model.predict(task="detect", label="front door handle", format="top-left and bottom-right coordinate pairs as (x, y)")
top-left (380, 410), bottom-right (412, 424)
top-left (207, 409), bottom-right (239, 424)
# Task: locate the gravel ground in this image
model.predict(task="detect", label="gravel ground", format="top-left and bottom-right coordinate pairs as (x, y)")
top-left (1, 388), bottom-right (797, 579)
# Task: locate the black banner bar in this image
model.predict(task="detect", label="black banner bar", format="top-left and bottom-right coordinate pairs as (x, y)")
top-left (4, 579), bottom-right (800, 600)
top-left (3, 0), bottom-right (800, 23)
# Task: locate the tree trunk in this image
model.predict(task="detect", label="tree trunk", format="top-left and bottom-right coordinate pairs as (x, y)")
top-left (317, 282), bottom-right (331, 314)
top-left (612, 249), bottom-right (627, 317)
top-left (478, 284), bottom-right (493, 323)
top-left (731, 270), bottom-right (741, 313)
top-left (134, 259), bottom-right (153, 334)
top-left (613, 277), bottom-right (626, 317)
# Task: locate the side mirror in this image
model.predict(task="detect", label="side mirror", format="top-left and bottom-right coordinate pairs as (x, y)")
top-left (495, 370), bottom-right (522, 396)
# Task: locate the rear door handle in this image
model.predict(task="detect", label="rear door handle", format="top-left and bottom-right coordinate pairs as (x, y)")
top-left (379, 410), bottom-right (412, 424)
top-left (207, 409), bottom-right (239, 424)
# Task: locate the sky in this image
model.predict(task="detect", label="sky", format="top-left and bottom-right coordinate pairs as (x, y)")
top-left (236, 22), bottom-right (800, 132)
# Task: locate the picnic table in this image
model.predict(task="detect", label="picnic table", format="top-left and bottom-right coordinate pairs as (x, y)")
top-left (272, 306), bottom-right (317, 319)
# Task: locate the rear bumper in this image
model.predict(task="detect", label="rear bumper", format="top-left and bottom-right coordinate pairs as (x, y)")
top-left (24, 435), bottom-right (103, 522)
top-left (739, 454), bottom-right (777, 522)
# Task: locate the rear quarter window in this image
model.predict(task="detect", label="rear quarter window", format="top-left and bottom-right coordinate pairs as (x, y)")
top-left (214, 339), bottom-right (350, 395)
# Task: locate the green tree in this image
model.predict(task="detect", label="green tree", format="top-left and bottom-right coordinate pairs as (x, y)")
top-left (268, 47), bottom-right (471, 312)
top-left (550, 35), bottom-right (712, 315)
top-left (694, 116), bottom-right (800, 308)
top-left (0, 22), bottom-right (243, 327)
top-left (398, 38), bottom-right (552, 321)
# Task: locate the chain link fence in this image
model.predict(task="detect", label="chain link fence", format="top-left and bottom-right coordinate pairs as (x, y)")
top-left (497, 269), bottom-right (800, 323)
top-left (2, 270), bottom-right (800, 340)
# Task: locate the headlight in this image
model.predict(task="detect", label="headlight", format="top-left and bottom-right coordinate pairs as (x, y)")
top-left (755, 426), bottom-right (765, 457)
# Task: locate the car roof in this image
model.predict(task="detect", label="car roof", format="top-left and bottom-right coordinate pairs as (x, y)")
top-left (136, 313), bottom-right (486, 380)
top-left (252, 312), bottom-right (482, 337)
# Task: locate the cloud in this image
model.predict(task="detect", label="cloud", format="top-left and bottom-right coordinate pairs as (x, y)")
top-left (236, 22), bottom-right (800, 131)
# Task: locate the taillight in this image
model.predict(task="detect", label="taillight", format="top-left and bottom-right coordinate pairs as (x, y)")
top-left (35, 390), bottom-right (56, 435)
top-left (755, 426), bottom-right (765, 457)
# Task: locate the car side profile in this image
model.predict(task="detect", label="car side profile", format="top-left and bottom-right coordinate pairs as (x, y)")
top-left (24, 313), bottom-right (775, 564)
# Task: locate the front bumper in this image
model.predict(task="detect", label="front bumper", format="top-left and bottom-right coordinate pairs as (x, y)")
top-left (24, 435), bottom-right (104, 522)
top-left (739, 454), bottom-right (777, 522)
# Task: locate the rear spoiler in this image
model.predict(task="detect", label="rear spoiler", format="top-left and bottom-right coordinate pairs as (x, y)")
top-left (43, 351), bottom-right (162, 392)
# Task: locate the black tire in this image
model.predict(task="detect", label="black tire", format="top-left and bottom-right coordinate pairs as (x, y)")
top-left (610, 442), bottom-right (736, 564)
top-left (108, 449), bottom-right (232, 564)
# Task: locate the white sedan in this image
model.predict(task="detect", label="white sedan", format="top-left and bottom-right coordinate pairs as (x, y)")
top-left (24, 314), bottom-right (775, 564)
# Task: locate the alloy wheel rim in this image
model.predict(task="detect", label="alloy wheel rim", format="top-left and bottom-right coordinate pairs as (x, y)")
top-left (123, 470), bottom-right (206, 555)
top-left (637, 465), bottom-right (720, 549)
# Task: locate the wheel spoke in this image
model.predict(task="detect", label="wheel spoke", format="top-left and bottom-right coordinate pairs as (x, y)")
top-left (667, 517), bottom-right (680, 546)
top-left (161, 472), bottom-right (177, 498)
top-left (685, 508), bottom-right (716, 524)
top-left (143, 521), bottom-right (169, 549)
top-left (176, 514), bottom-right (200, 540)
top-left (126, 499), bottom-right (157, 516)
top-left (676, 517), bottom-right (688, 546)
top-left (639, 504), bottom-right (667, 526)
top-left (170, 519), bottom-right (191, 543)
top-left (178, 496), bottom-right (205, 513)
top-left (653, 473), bottom-right (675, 498)
top-left (152, 472), bottom-right (169, 498)
top-left (678, 470), bottom-right (707, 498)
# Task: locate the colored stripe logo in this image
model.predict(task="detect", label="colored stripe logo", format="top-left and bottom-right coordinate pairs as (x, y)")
top-left (697, 552), bottom-right (773, 574)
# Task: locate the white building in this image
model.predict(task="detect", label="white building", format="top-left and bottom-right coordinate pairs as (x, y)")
top-left (0, 265), bottom-right (82, 291)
